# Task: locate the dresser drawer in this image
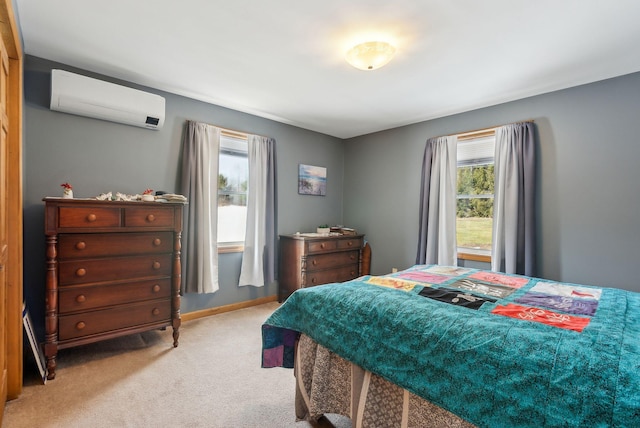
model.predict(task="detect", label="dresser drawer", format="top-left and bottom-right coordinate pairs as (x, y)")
top-left (58, 206), bottom-right (121, 229)
top-left (124, 206), bottom-right (175, 228)
top-left (59, 254), bottom-right (173, 285)
top-left (337, 237), bottom-right (363, 250)
top-left (58, 278), bottom-right (171, 314)
top-left (306, 250), bottom-right (360, 271)
top-left (307, 240), bottom-right (338, 253)
top-left (58, 232), bottom-right (174, 259)
top-left (58, 299), bottom-right (171, 341)
top-left (305, 263), bottom-right (359, 287)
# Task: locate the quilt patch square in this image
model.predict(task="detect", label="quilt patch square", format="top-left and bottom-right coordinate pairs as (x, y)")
top-left (449, 278), bottom-right (516, 299)
top-left (468, 271), bottom-right (529, 289)
top-left (515, 293), bottom-right (599, 316)
top-left (531, 282), bottom-right (602, 300)
top-left (419, 286), bottom-right (497, 309)
top-left (397, 271), bottom-right (450, 284)
top-left (366, 276), bottom-right (420, 291)
top-left (424, 266), bottom-right (473, 276)
top-left (491, 303), bottom-right (591, 332)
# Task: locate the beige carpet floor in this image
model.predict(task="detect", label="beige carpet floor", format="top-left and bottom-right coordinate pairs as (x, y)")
top-left (2, 302), bottom-right (351, 428)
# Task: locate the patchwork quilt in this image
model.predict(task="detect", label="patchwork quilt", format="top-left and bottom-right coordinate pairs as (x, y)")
top-left (262, 265), bottom-right (640, 427)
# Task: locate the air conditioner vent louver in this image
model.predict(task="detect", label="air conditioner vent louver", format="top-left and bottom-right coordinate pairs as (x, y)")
top-left (50, 69), bottom-right (165, 130)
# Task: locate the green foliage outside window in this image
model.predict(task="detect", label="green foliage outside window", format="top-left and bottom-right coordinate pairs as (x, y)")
top-left (457, 164), bottom-right (494, 218)
top-left (218, 173), bottom-right (247, 206)
top-left (218, 174), bottom-right (228, 190)
top-left (457, 164), bottom-right (494, 251)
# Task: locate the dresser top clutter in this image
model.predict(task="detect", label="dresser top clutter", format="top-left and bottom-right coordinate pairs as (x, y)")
top-left (42, 197), bottom-right (185, 380)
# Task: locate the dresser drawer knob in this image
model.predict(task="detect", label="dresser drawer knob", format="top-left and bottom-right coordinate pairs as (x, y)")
top-left (153, 238), bottom-right (162, 246)
top-left (311, 277), bottom-right (317, 284)
top-left (76, 294), bottom-right (86, 303)
top-left (312, 260), bottom-right (317, 266)
top-left (75, 241), bottom-right (86, 250)
top-left (76, 321), bottom-right (86, 330)
top-left (76, 268), bottom-right (87, 277)
top-left (347, 241), bottom-right (353, 246)
top-left (152, 261), bottom-right (161, 270)
top-left (152, 284), bottom-right (161, 293)
top-left (320, 243), bottom-right (325, 249)
top-left (350, 254), bottom-right (356, 260)
top-left (152, 308), bottom-right (160, 316)
top-left (87, 214), bottom-right (97, 222)
top-left (146, 214), bottom-right (156, 222)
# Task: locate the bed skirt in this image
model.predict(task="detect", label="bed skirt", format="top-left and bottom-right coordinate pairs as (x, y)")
top-left (295, 334), bottom-right (476, 428)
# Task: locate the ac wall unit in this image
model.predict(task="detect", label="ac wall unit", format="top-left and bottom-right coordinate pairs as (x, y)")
top-left (50, 69), bottom-right (165, 130)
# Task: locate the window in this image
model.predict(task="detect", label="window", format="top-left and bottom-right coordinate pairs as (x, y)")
top-left (217, 133), bottom-right (248, 251)
top-left (456, 130), bottom-right (495, 261)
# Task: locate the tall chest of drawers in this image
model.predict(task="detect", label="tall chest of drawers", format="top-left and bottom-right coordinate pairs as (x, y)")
top-left (43, 198), bottom-right (184, 379)
top-left (278, 233), bottom-right (364, 302)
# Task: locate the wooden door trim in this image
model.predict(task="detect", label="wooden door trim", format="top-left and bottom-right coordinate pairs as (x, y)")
top-left (1, 0), bottom-right (24, 406)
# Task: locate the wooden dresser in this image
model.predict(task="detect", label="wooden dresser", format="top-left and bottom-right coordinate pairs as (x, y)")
top-left (278, 233), bottom-right (364, 301)
top-left (43, 198), bottom-right (184, 380)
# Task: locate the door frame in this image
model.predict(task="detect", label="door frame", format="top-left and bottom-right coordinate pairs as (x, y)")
top-left (1, 0), bottom-right (24, 414)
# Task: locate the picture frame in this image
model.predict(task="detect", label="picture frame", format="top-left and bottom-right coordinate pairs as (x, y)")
top-left (23, 302), bottom-right (47, 383)
top-left (298, 164), bottom-right (326, 196)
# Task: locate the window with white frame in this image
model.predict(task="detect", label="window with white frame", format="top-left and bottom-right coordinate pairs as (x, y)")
top-left (217, 134), bottom-right (248, 249)
top-left (456, 131), bottom-right (495, 260)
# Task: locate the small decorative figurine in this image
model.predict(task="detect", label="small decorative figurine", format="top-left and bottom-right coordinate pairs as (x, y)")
top-left (95, 192), bottom-right (112, 201)
top-left (114, 192), bottom-right (133, 201)
top-left (61, 182), bottom-right (73, 199)
top-left (141, 188), bottom-right (154, 201)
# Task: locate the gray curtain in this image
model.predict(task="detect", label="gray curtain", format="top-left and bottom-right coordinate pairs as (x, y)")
top-left (238, 135), bottom-right (278, 287)
top-left (179, 121), bottom-right (220, 294)
top-left (491, 122), bottom-right (536, 276)
top-left (416, 135), bottom-right (458, 265)
top-left (262, 137), bottom-right (278, 286)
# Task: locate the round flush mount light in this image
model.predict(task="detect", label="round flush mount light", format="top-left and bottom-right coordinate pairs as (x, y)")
top-left (345, 41), bottom-right (396, 71)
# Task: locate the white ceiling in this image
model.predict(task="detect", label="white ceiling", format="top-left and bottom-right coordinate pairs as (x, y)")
top-left (14, 0), bottom-right (640, 139)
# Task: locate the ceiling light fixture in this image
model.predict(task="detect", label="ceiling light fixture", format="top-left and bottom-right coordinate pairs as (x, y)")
top-left (345, 41), bottom-right (396, 71)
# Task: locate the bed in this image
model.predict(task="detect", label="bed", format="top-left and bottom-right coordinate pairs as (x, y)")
top-left (262, 265), bottom-right (640, 427)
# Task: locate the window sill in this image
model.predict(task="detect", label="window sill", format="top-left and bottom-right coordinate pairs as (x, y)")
top-left (218, 244), bottom-right (244, 254)
top-left (457, 251), bottom-right (491, 263)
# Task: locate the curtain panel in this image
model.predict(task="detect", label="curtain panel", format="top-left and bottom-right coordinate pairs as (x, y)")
top-left (239, 135), bottom-right (278, 287)
top-left (179, 121), bottom-right (220, 294)
top-left (492, 122), bottom-right (536, 276)
top-left (416, 135), bottom-right (458, 266)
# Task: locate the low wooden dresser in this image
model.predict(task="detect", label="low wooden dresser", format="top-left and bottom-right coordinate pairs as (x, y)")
top-left (43, 198), bottom-right (184, 379)
top-left (278, 233), bottom-right (364, 301)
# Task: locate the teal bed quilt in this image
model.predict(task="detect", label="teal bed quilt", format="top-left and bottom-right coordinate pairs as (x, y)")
top-left (262, 265), bottom-right (640, 427)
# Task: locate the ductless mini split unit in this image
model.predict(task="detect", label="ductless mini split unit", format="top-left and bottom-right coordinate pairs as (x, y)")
top-left (50, 69), bottom-right (165, 130)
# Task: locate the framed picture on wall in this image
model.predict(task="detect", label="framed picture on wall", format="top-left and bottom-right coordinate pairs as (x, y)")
top-left (298, 164), bottom-right (326, 196)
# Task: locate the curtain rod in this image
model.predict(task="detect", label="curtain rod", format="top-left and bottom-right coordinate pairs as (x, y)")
top-left (434, 119), bottom-right (535, 141)
top-left (187, 119), bottom-right (258, 139)
top-left (218, 125), bottom-right (270, 141)
top-left (219, 127), bottom-right (249, 139)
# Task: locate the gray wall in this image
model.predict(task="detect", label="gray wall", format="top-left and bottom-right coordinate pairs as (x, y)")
top-left (23, 54), bottom-right (640, 340)
top-left (23, 55), bottom-right (345, 335)
top-left (343, 71), bottom-right (640, 292)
